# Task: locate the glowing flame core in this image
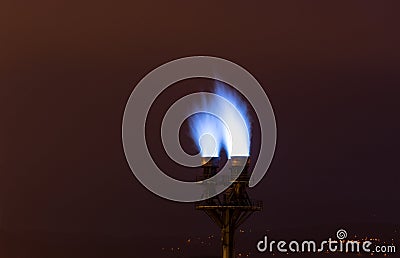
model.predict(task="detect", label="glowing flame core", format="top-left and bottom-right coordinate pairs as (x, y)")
top-left (189, 83), bottom-right (251, 158)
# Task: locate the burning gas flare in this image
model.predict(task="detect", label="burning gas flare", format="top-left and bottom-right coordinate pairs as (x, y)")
top-left (188, 82), bottom-right (251, 158)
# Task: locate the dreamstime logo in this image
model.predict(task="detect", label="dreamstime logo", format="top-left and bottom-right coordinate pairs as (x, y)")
top-left (336, 229), bottom-right (348, 240)
top-left (122, 56), bottom-right (276, 202)
top-left (257, 229), bottom-right (396, 254)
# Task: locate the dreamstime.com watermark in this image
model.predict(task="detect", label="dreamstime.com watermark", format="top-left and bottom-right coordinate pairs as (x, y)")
top-left (257, 229), bottom-right (396, 254)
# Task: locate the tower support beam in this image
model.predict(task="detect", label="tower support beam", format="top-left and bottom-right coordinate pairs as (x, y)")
top-left (196, 157), bottom-right (262, 258)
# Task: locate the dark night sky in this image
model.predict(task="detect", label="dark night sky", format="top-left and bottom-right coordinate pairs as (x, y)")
top-left (1, 1), bottom-right (399, 257)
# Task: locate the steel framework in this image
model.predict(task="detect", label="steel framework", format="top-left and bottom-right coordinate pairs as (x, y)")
top-left (196, 157), bottom-right (262, 258)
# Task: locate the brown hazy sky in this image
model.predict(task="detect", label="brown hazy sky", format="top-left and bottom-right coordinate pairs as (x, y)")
top-left (1, 1), bottom-right (399, 257)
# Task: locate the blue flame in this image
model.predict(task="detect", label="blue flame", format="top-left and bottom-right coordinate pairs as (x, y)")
top-left (188, 82), bottom-right (251, 158)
